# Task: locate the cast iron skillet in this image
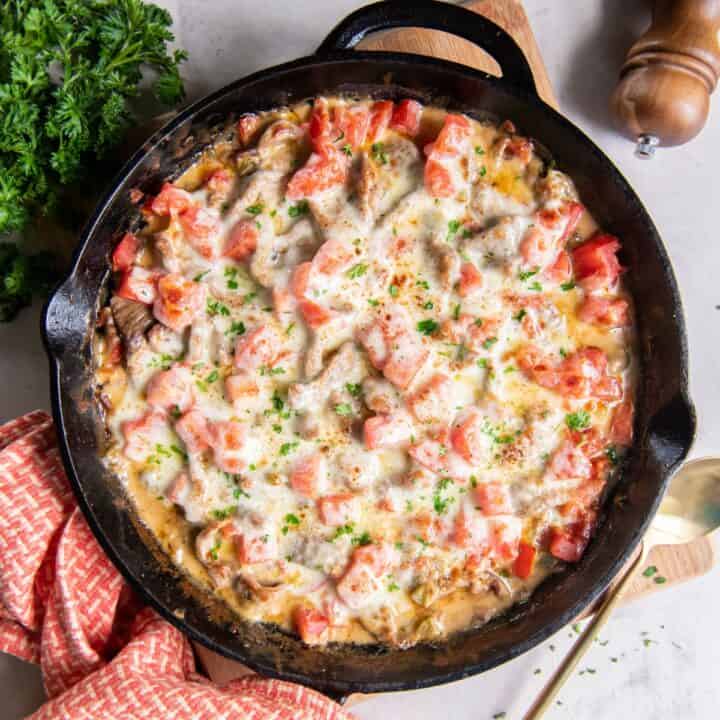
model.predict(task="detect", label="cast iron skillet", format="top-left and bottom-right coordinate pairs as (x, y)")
top-left (42, 0), bottom-right (695, 700)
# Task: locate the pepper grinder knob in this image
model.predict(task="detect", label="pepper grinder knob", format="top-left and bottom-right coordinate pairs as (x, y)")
top-left (610, 0), bottom-right (720, 158)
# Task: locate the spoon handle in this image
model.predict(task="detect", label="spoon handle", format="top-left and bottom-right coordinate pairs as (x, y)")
top-left (523, 542), bottom-right (649, 720)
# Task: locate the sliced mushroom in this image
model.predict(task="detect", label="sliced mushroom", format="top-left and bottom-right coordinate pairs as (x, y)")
top-left (110, 296), bottom-right (154, 350)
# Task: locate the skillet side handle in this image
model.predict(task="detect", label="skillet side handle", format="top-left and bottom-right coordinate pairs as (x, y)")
top-left (42, 279), bottom-right (85, 365)
top-left (646, 391), bottom-right (697, 473)
top-left (316, 0), bottom-right (537, 97)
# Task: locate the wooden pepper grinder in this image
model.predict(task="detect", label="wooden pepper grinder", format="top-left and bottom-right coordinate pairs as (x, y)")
top-left (611, 0), bottom-right (720, 157)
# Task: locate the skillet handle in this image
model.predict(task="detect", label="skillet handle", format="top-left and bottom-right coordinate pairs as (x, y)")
top-left (316, 0), bottom-right (537, 97)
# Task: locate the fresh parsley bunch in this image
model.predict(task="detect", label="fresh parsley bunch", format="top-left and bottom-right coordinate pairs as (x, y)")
top-left (0, 0), bottom-right (187, 319)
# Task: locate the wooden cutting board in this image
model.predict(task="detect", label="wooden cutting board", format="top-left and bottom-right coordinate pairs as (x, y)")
top-left (196, 0), bottom-right (716, 688)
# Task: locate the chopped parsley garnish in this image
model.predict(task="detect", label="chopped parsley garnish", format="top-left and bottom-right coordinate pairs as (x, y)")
top-left (207, 298), bottom-right (230, 317)
top-left (279, 441), bottom-right (299, 456)
top-left (654, 576), bottom-right (667, 584)
top-left (565, 410), bottom-right (591, 431)
top-left (345, 383), bottom-right (362, 397)
top-left (285, 322), bottom-right (296, 336)
top-left (331, 524), bottom-right (355, 541)
top-left (528, 280), bottom-right (543, 292)
top-left (561, 280), bottom-right (576, 291)
top-left (518, 267), bottom-right (539, 282)
top-left (475, 146), bottom-right (485, 155)
top-left (226, 320), bottom-right (246, 337)
top-left (388, 581), bottom-right (400, 592)
top-left (417, 319), bottom-right (439, 336)
top-left (453, 303), bottom-right (461, 321)
top-left (242, 291), bottom-right (257, 306)
top-left (233, 487), bottom-right (250, 500)
top-left (415, 535), bottom-right (430, 548)
top-left (389, 284), bottom-right (399, 297)
top-left (447, 219), bottom-right (461, 240)
top-left (368, 298), bottom-right (380, 307)
top-left (347, 263), bottom-right (368, 279)
top-left (212, 506), bottom-right (237, 520)
top-left (371, 142), bottom-right (388, 164)
top-left (334, 403), bottom-right (353, 416)
top-left (477, 358), bottom-right (488, 369)
top-left (642, 565), bottom-right (658, 578)
top-left (259, 365), bottom-right (285, 376)
top-left (209, 539), bottom-right (221, 561)
top-left (513, 308), bottom-right (527, 322)
top-left (245, 203), bottom-right (263, 215)
top-left (170, 444), bottom-right (188, 461)
top-left (284, 513), bottom-right (300, 526)
top-left (416, 279), bottom-right (430, 290)
top-left (342, 143), bottom-right (353, 156)
top-left (479, 166), bottom-right (487, 177)
top-left (469, 475), bottom-right (478, 488)
top-left (352, 531), bottom-right (372, 546)
top-left (482, 336), bottom-right (498, 350)
top-left (205, 370), bottom-right (219, 383)
top-left (288, 200), bottom-right (309, 217)
top-left (193, 270), bottom-right (210, 282)
top-left (224, 266), bottom-right (239, 289)
top-left (424, 301), bottom-right (434, 310)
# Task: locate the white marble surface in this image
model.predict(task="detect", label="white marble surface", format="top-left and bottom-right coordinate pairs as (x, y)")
top-left (1, 1), bottom-right (719, 718)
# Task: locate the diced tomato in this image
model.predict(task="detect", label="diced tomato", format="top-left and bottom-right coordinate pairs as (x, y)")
top-left (121, 411), bottom-right (168, 463)
top-left (453, 508), bottom-right (489, 550)
top-left (298, 299), bottom-right (334, 329)
top-left (548, 439), bottom-right (593, 480)
top-left (549, 519), bottom-right (594, 562)
top-left (578, 296), bottom-right (629, 327)
top-left (237, 114), bottom-right (262, 146)
top-left (290, 453), bottom-right (327, 498)
top-left (225, 372), bottom-right (260, 406)
top-left (407, 373), bottom-right (452, 424)
top-left (431, 114), bottom-right (471, 155)
top-left (286, 148), bottom-right (348, 199)
top-left (610, 400), bottom-right (634, 445)
top-left (309, 98), bottom-right (333, 150)
top-left (224, 219), bottom-right (259, 261)
top-left (166, 471), bottom-right (190, 504)
top-left (236, 527), bottom-right (278, 564)
top-left (112, 232), bottom-right (141, 272)
top-left (336, 543), bottom-right (397, 610)
top-left (545, 249), bottom-right (572, 283)
top-left (458, 261), bottom-right (483, 297)
top-left (363, 413), bottom-right (413, 450)
top-left (146, 366), bottom-right (195, 414)
top-left (317, 493), bottom-right (357, 526)
top-left (209, 419), bottom-right (248, 474)
top-left (390, 99), bottom-right (422, 136)
top-left (272, 285), bottom-right (295, 316)
top-left (233, 325), bottom-right (280, 372)
top-left (488, 516), bottom-right (521, 561)
top-left (175, 409), bottom-right (212, 454)
top-left (116, 267), bottom-right (157, 305)
top-left (291, 261), bottom-right (312, 299)
top-left (153, 273), bottom-right (206, 332)
top-left (312, 237), bottom-right (355, 274)
top-left (294, 606), bottom-right (329, 645)
top-left (474, 482), bottom-right (514, 516)
top-left (150, 183), bottom-right (193, 216)
top-left (466, 317), bottom-right (501, 353)
top-left (450, 409), bottom-right (485, 464)
top-left (424, 158), bottom-right (454, 198)
top-left (572, 233), bottom-right (623, 292)
top-left (366, 100), bottom-right (394, 143)
top-left (332, 104), bottom-right (370, 148)
top-left (357, 310), bottom-right (428, 389)
top-left (178, 207), bottom-right (221, 259)
top-left (513, 541), bottom-right (537, 579)
top-left (408, 438), bottom-right (448, 474)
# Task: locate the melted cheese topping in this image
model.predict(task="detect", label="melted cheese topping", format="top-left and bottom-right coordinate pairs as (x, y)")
top-left (98, 97), bottom-right (636, 648)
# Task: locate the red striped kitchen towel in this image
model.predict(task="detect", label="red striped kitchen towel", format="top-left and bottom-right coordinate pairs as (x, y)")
top-left (0, 411), bottom-right (354, 719)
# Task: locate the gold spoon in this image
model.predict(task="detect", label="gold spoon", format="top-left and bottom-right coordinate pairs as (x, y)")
top-left (525, 457), bottom-right (720, 719)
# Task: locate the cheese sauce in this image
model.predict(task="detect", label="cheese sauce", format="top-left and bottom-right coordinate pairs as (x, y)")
top-left (97, 97), bottom-right (636, 647)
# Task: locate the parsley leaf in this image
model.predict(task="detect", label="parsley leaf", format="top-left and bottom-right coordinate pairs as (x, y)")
top-left (417, 319), bottom-right (438, 336)
top-left (371, 142), bottom-right (388, 164)
top-left (333, 403), bottom-right (353, 416)
top-left (288, 200), bottom-right (309, 217)
top-left (565, 411), bottom-right (591, 431)
top-left (347, 263), bottom-right (368, 279)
